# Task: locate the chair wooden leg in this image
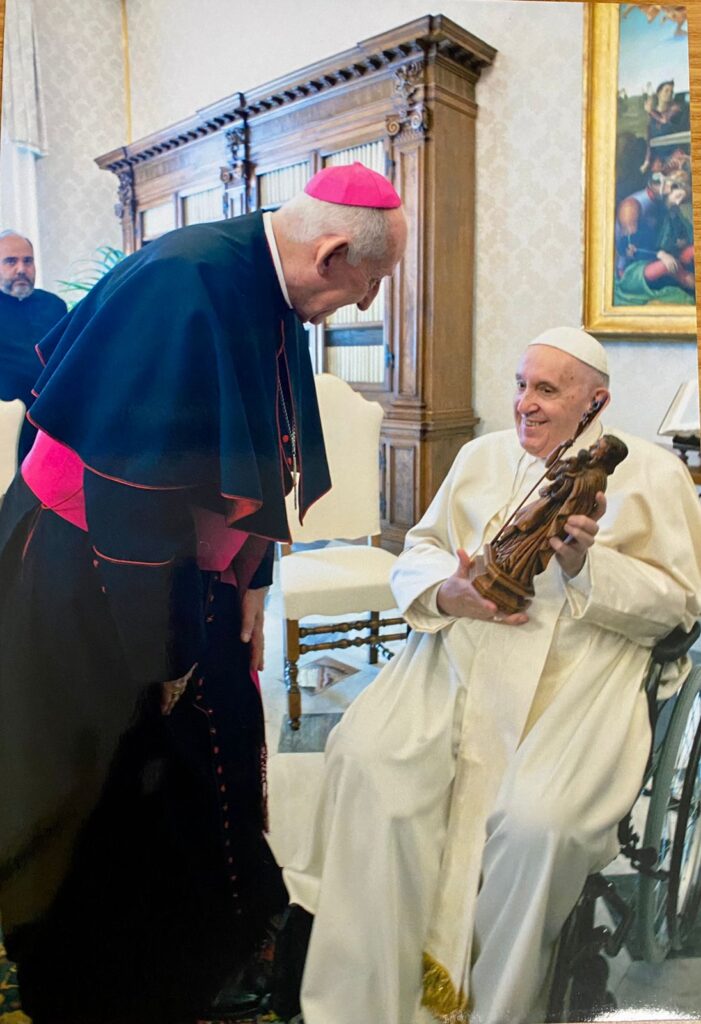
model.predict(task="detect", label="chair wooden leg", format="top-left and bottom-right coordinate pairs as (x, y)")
top-left (284, 618), bottom-right (302, 730)
top-left (369, 610), bottom-right (379, 665)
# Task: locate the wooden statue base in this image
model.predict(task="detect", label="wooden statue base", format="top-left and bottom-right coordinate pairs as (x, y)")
top-left (470, 546), bottom-right (534, 615)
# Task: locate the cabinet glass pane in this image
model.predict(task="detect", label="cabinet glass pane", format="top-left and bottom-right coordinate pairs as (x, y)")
top-left (323, 140), bottom-right (386, 326)
top-left (182, 186), bottom-right (223, 225)
top-left (258, 161), bottom-right (310, 208)
top-left (325, 326), bottom-right (384, 384)
top-left (326, 280), bottom-right (384, 326)
top-left (141, 202), bottom-right (176, 240)
top-left (323, 140), bottom-right (385, 174)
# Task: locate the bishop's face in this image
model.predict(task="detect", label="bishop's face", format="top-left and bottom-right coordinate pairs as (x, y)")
top-left (512, 345), bottom-right (609, 459)
top-left (301, 207), bottom-right (408, 325)
top-left (304, 256), bottom-right (384, 326)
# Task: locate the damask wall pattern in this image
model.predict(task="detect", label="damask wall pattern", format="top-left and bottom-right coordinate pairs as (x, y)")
top-left (31, 0), bottom-right (125, 298)
top-left (19, 0), bottom-right (694, 440)
top-left (124, 0), bottom-right (696, 442)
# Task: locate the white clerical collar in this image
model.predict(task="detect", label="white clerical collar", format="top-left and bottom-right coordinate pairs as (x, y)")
top-left (263, 211), bottom-right (292, 309)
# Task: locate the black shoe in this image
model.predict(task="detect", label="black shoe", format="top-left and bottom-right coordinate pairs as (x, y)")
top-left (268, 905), bottom-right (313, 1022)
top-left (199, 976), bottom-right (263, 1021)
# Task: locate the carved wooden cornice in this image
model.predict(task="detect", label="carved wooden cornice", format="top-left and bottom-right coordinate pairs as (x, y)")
top-left (235, 41), bottom-right (426, 121)
top-left (386, 60), bottom-right (431, 141)
top-left (114, 166), bottom-right (135, 223)
top-left (220, 125), bottom-right (248, 183)
top-left (96, 94), bottom-right (247, 176)
top-left (95, 14), bottom-right (495, 176)
top-left (220, 122), bottom-right (252, 216)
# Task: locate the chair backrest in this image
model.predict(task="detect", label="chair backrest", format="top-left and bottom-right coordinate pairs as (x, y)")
top-left (288, 373), bottom-right (383, 543)
top-left (0, 399), bottom-right (25, 495)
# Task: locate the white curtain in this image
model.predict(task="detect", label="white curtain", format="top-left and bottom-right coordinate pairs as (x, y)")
top-left (0, 0), bottom-right (47, 281)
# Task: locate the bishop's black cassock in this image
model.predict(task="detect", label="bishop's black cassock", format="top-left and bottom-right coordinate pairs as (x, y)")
top-left (0, 212), bottom-right (330, 1024)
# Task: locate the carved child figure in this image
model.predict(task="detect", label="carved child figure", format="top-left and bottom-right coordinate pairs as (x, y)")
top-left (472, 434), bottom-right (628, 613)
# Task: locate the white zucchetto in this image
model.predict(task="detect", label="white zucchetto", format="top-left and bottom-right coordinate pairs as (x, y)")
top-left (527, 326), bottom-right (609, 376)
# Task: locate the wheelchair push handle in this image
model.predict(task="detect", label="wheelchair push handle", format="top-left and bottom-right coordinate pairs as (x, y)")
top-left (650, 621), bottom-right (700, 666)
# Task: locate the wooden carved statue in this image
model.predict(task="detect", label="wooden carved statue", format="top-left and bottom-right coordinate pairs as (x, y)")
top-left (471, 433), bottom-right (628, 614)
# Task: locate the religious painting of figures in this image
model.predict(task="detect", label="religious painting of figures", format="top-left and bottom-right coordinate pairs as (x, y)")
top-left (584, 3), bottom-right (697, 337)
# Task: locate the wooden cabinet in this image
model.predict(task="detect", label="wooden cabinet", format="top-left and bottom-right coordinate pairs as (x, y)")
top-left (96, 14), bottom-right (496, 550)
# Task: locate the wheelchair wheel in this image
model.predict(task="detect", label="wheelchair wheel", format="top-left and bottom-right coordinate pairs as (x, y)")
top-left (546, 877), bottom-right (618, 1023)
top-left (668, 698), bottom-right (701, 948)
top-left (556, 955), bottom-right (615, 1022)
top-left (637, 664), bottom-right (701, 962)
top-left (570, 955), bottom-right (614, 1017)
top-left (547, 907), bottom-right (580, 1022)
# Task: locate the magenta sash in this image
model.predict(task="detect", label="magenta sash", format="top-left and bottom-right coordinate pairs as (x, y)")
top-left (21, 431), bottom-right (248, 579)
top-left (22, 429), bottom-right (87, 529)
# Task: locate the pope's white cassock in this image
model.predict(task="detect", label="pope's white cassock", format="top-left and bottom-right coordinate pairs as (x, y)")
top-left (283, 418), bottom-right (701, 1024)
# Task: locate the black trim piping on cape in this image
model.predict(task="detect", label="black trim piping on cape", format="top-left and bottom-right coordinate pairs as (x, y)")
top-left (28, 211), bottom-right (331, 542)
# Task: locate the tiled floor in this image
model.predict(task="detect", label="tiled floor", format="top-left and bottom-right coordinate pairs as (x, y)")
top-left (261, 566), bottom-right (701, 1020)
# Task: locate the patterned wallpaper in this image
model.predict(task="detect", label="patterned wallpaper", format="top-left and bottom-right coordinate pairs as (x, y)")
top-left (462, 1), bottom-right (697, 443)
top-left (30, 0), bottom-right (125, 298)
top-left (15, 0), bottom-right (695, 442)
top-left (124, 0), bottom-right (697, 443)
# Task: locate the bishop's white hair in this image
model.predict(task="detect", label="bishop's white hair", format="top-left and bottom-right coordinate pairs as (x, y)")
top-left (276, 192), bottom-right (392, 266)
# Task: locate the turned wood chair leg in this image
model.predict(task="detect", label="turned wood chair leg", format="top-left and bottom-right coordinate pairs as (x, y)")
top-left (285, 618), bottom-right (302, 730)
top-left (369, 610), bottom-right (379, 665)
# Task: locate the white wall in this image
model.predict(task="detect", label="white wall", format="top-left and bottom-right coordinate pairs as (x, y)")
top-left (31, 0), bottom-right (125, 299)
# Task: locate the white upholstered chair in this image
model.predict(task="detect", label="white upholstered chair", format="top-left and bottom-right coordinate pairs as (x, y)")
top-left (279, 373), bottom-right (408, 729)
top-left (0, 399), bottom-right (25, 500)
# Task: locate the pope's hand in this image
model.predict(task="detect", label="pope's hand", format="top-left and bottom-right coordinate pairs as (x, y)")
top-left (437, 549), bottom-right (529, 625)
top-left (550, 491), bottom-right (606, 579)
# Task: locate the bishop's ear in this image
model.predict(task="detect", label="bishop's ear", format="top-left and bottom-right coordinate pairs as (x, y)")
top-left (315, 236), bottom-right (350, 276)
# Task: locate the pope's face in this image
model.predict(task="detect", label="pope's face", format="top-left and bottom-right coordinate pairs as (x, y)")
top-left (0, 235), bottom-right (36, 300)
top-left (513, 345), bottom-right (609, 459)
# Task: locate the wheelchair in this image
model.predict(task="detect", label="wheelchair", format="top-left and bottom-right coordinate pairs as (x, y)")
top-left (547, 620), bottom-right (701, 1022)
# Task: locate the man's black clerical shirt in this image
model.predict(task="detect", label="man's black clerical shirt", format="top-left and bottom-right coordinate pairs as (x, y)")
top-left (0, 287), bottom-right (67, 459)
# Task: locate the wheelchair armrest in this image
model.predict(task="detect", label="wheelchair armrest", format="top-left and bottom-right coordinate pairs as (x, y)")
top-left (650, 621), bottom-right (700, 665)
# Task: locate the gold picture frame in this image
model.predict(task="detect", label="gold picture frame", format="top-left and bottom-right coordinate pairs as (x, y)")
top-left (583, 2), bottom-right (697, 338)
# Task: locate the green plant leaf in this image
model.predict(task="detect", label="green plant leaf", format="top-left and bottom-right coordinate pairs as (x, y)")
top-left (58, 245), bottom-right (126, 309)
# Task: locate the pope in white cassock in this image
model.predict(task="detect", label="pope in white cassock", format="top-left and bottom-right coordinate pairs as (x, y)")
top-left (282, 327), bottom-right (701, 1024)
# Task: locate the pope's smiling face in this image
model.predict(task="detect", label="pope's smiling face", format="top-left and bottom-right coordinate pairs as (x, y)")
top-left (513, 345), bottom-right (609, 459)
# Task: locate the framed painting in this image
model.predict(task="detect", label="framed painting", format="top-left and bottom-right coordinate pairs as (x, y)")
top-left (584, 3), bottom-right (697, 337)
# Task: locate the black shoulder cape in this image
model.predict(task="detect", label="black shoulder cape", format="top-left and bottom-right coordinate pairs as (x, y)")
top-left (29, 211), bottom-right (330, 541)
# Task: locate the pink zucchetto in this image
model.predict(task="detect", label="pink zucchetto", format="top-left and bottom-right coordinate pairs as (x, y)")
top-left (304, 162), bottom-right (402, 209)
